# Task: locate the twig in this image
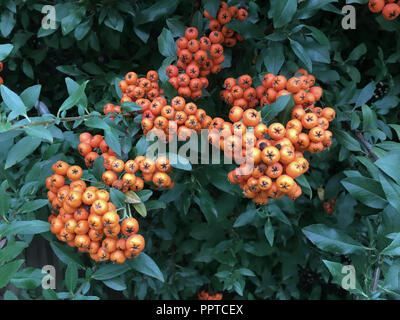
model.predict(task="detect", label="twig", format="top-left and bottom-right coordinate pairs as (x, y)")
top-left (353, 129), bottom-right (379, 161)
top-left (6, 114), bottom-right (105, 132)
top-left (371, 254), bottom-right (382, 293)
top-left (343, 122), bottom-right (379, 161)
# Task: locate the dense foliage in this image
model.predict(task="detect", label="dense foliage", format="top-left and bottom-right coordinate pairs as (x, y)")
top-left (1, 0), bottom-right (400, 300)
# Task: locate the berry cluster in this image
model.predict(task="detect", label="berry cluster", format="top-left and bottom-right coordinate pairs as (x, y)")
top-left (46, 161), bottom-right (145, 263)
top-left (78, 132), bottom-right (174, 191)
top-left (166, 3), bottom-right (248, 100)
top-left (118, 70), bottom-right (163, 105)
top-left (77, 132), bottom-right (116, 168)
top-left (221, 69), bottom-right (322, 110)
top-left (197, 290), bottom-right (223, 300)
top-left (141, 96), bottom-right (212, 142)
top-left (106, 70), bottom-right (214, 142)
top-left (102, 155), bottom-right (174, 190)
top-left (368, 0), bottom-right (400, 20)
top-left (210, 70), bottom-right (335, 204)
top-left (323, 198), bottom-right (336, 215)
top-left (204, 1), bottom-right (248, 43)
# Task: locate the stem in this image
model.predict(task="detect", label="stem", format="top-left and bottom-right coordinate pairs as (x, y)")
top-left (6, 114), bottom-right (106, 132)
top-left (343, 122), bottom-right (379, 161)
top-left (371, 254), bottom-right (382, 293)
top-left (354, 130), bottom-right (379, 161)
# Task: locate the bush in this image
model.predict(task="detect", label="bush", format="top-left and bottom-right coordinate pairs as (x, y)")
top-left (1, 0), bottom-right (400, 300)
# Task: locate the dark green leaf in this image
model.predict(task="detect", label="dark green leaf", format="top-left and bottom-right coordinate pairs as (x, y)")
top-left (303, 224), bottom-right (367, 254)
top-left (128, 252), bottom-right (164, 282)
top-left (0, 259), bottom-right (24, 289)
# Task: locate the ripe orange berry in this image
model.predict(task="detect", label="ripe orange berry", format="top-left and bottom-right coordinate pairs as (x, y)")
top-left (102, 170), bottom-right (117, 186)
top-left (126, 234), bottom-right (145, 252)
top-left (121, 218), bottom-right (139, 236)
top-left (67, 166), bottom-right (83, 181)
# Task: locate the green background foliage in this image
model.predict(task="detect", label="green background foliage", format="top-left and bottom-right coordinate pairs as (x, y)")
top-left (1, 0), bottom-right (400, 300)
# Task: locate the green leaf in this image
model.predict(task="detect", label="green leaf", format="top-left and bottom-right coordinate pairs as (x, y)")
top-left (11, 267), bottom-right (43, 289)
top-left (389, 124), bottom-right (400, 140)
top-left (145, 200), bottom-right (166, 211)
top-left (203, 0), bottom-right (219, 18)
top-left (166, 153), bottom-right (192, 171)
top-left (104, 127), bottom-right (121, 156)
top-left (0, 220), bottom-right (50, 237)
top-left (361, 104), bottom-right (377, 132)
top-left (128, 252), bottom-right (164, 282)
top-left (304, 25), bottom-right (330, 48)
top-left (224, 20), bottom-right (265, 39)
top-left (24, 126), bottom-right (53, 143)
top-left (65, 77), bottom-right (87, 107)
top-left (4, 290), bottom-right (18, 300)
top-left (92, 263), bottom-right (130, 281)
top-left (58, 80), bottom-right (89, 116)
top-left (302, 224), bottom-right (367, 254)
top-left (0, 44), bottom-right (14, 60)
top-left (0, 10), bottom-right (15, 37)
top-left (331, 128), bottom-right (361, 152)
top-left (133, 202), bottom-right (147, 218)
top-left (135, 0), bottom-right (179, 25)
top-left (5, 136), bottom-right (41, 169)
top-left (233, 279), bottom-right (245, 296)
top-left (264, 219), bottom-right (274, 246)
top-left (375, 152), bottom-right (400, 182)
top-left (20, 85), bottom-right (41, 111)
top-left (103, 277), bottom-right (127, 291)
top-left (121, 101), bottom-right (142, 112)
top-left (92, 155), bottom-right (105, 181)
top-left (271, 0), bottom-right (297, 28)
top-left (158, 28), bottom-right (176, 58)
top-left (192, 11), bottom-right (203, 32)
top-left (74, 19), bottom-right (92, 41)
top-left (347, 43), bottom-right (367, 62)
top-left (290, 39), bottom-right (312, 72)
top-left (1, 85), bottom-right (28, 121)
top-left (295, 174), bottom-right (312, 199)
top-left (238, 268), bottom-right (256, 277)
top-left (261, 94), bottom-right (293, 124)
top-left (379, 173), bottom-right (400, 213)
top-left (0, 259), bottom-right (24, 289)
top-left (104, 10), bottom-right (124, 32)
top-left (0, 241), bottom-right (28, 264)
top-left (382, 233), bottom-right (400, 256)
top-left (355, 82), bottom-right (375, 107)
top-left (49, 241), bottom-right (84, 268)
top-left (65, 263), bottom-right (78, 293)
top-left (0, 189), bottom-right (10, 218)
top-left (42, 288), bottom-right (59, 300)
top-left (322, 260), bottom-right (366, 296)
top-left (110, 188), bottom-right (126, 209)
top-left (20, 199), bottom-right (48, 213)
top-left (341, 176), bottom-right (387, 209)
top-left (61, 7), bottom-right (85, 35)
top-left (136, 190), bottom-right (153, 202)
top-left (233, 210), bottom-right (257, 228)
top-left (22, 60), bottom-right (34, 79)
top-left (263, 42), bottom-right (284, 75)
top-left (85, 116), bottom-right (109, 130)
